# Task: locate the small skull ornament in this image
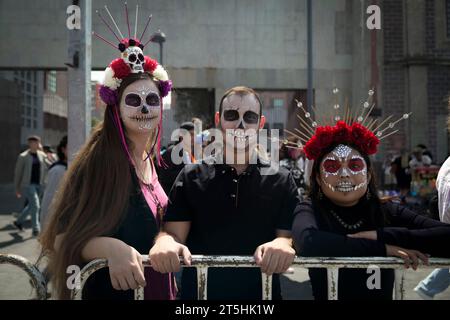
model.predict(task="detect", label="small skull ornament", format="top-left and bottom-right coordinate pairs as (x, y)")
top-left (122, 46), bottom-right (145, 73)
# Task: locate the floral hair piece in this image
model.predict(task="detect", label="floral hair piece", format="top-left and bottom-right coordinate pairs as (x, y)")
top-left (286, 89), bottom-right (411, 160)
top-left (93, 3), bottom-right (172, 106)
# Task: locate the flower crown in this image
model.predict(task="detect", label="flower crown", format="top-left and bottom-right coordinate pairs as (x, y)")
top-left (93, 4), bottom-right (172, 106)
top-left (286, 89), bottom-right (411, 160)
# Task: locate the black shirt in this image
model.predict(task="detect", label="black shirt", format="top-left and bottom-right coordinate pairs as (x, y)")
top-left (82, 173), bottom-right (161, 300)
top-left (164, 158), bottom-right (299, 299)
top-left (157, 144), bottom-right (186, 194)
top-left (30, 152), bottom-right (40, 184)
top-left (292, 198), bottom-right (450, 300)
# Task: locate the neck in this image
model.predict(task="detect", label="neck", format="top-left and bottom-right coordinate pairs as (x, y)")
top-left (129, 130), bottom-right (156, 162)
top-left (327, 197), bottom-right (360, 208)
top-left (223, 144), bottom-right (253, 175)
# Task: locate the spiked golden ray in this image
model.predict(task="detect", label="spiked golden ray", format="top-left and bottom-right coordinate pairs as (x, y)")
top-left (379, 129), bottom-right (399, 140)
top-left (372, 115), bottom-right (393, 133)
top-left (361, 104), bottom-right (376, 127)
top-left (296, 115), bottom-right (315, 135)
top-left (284, 129), bottom-right (308, 144)
top-left (294, 128), bottom-right (314, 141)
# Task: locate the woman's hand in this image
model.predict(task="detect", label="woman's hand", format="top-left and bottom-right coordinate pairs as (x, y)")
top-left (106, 241), bottom-right (146, 291)
top-left (347, 230), bottom-right (377, 241)
top-left (385, 244), bottom-right (429, 270)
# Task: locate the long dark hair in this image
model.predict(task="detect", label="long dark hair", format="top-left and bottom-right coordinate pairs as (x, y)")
top-left (308, 143), bottom-right (387, 230)
top-left (40, 73), bottom-right (160, 299)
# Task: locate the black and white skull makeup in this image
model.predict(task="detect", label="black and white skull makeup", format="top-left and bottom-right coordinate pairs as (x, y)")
top-left (318, 144), bottom-right (369, 206)
top-left (220, 93), bottom-right (261, 151)
top-left (119, 79), bottom-right (161, 133)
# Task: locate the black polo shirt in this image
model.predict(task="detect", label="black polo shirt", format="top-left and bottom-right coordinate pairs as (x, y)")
top-left (164, 157), bottom-right (299, 299)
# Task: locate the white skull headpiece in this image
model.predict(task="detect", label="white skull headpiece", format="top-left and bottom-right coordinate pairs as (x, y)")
top-left (122, 46), bottom-right (145, 73)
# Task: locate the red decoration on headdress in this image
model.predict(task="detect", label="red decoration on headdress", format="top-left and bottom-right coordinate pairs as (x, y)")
top-left (120, 38), bottom-right (142, 49)
top-left (110, 58), bottom-right (131, 79)
top-left (144, 56), bottom-right (158, 73)
top-left (303, 121), bottom-right (380, 160)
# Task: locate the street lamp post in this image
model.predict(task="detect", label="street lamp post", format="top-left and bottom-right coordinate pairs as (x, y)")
top-left (151, 30), bottom-right (166, 65)
top-left (150, 30), bottom-right (171, 110)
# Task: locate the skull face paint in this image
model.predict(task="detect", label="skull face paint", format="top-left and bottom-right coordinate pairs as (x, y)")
top-left (318, 144), bottom-right (369, 207)
top-left (122, 46), bottom-right (145, 73)
top-left (220, 93), bottom-right (261, 151)
top-left (119, 79), bottom-right (161, 133)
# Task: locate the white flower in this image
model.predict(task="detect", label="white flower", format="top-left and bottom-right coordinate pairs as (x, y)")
top-left (103, 67), bottom-right (121, 90)
top-left (152, 65), bottom-right (169, 81)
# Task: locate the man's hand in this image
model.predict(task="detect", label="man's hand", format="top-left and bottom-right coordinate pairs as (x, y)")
top-left (149, 234), bottom-right (192, 273)
top-left (15, 191), bottom-right (21, 199)
top-left (254, 237), bottom-right (295, 275)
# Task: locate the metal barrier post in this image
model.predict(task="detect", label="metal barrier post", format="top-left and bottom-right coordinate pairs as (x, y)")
top-left (0, 254), bottom-right (47, 300)
top-left (327, 267), bottom-right (339, 300)
top-left (196, 266), bottom-right (208, 300)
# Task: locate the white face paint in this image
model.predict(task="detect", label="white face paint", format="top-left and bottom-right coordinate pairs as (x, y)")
top-left (220, 93), bottom-right (261, 151)
top-left (318, 144), bottom-right (369, 206)
top-left (119, 79), bottom-right (161, 133)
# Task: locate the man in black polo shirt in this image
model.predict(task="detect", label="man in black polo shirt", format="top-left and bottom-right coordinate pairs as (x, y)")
top-left (150, 86), bottom-right (299, 299)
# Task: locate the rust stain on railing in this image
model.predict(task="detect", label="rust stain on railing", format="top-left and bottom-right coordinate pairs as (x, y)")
top-left (196, 266), bottom-right (208, 300)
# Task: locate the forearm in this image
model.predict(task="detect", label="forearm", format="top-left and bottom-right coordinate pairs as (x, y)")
top-left (272, 235), bottom-right (293, 247)
top-left (155, 231), bottom-right (184, 245)
top-left (80, 237), bottom-right (127, 262)
top-left (297, 229), bottom-right (386, 257)
top-left (379, 227), bottom-right (450, 257)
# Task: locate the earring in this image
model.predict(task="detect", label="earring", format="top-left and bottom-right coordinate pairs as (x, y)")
top-left (318, 188), bottom-right (323, 200)
top-left (366, 190), bottom-right (371, 200)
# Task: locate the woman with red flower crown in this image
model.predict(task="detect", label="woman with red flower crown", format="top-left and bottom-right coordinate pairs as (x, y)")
top-left (292, 117), bottom-right (450, 300)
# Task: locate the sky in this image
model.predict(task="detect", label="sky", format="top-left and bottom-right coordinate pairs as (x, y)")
top-left (91, 71), bottom-right (104, 83)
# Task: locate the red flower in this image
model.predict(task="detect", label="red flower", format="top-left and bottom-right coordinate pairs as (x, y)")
top-left (302, 120), bottom-right (380, 160)
top-left (362, 131), bottom-right (379, 155)
top-left (333, 121), bottom-right (350, 144)
top-left (304, 136), bottom-right (322, 160)
top-left (110, 58), bottom-right (131, 79)
top-left (315, 126), bottom-right (334, 149)
top-left (350, 123), bottom-right (366, 143)
top-left (120, 38), bottom-right (129, 47)
top-left (349, 122), bottom-right (379, 155)
top-left (144, 56), bottom-right (158, 73)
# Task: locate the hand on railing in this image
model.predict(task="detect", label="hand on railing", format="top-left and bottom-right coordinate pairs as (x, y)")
top-left (149, 234), bottom-right (192, 273)
top-left (385, 245), bottom-right (429, 270)
top-left (348, 231), bottom-right (429, 270)
top-left (254, 238), bottom-right (296, 275)
top-left (104, 241), bottom-right (146, 291)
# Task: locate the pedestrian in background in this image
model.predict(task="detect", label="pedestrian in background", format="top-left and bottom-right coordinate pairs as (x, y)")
top-left (13, 135), bottom-right (47, 236)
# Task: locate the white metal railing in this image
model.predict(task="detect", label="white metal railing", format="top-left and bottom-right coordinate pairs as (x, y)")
top-left (0, 254), bottom-right (47, 300)
top-left (2, 253), bottom-right (449, 300)
top-left (71, 255), bottom-right (450, 300)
